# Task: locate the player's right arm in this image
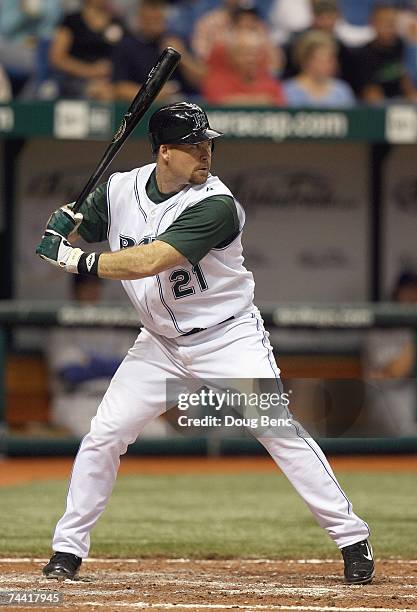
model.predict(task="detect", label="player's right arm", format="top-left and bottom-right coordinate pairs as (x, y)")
top-left (38, 192), bottom-right (238, 279)
top-left (98, 241), bottom-right (187, 280)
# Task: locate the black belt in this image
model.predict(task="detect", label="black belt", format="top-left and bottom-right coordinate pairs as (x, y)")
top-left (181, 316), bottom-right (235, 337)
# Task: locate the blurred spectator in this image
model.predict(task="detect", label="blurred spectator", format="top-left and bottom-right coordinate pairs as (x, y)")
top-left (168, 0), bottom-right (216, 42)
top-left (201, 4), bottom-right (282, 77)
top-left (111, 0), bottom-right (142, 22)
top-left (398, 2), bottom-right (417, 86)
top-left (191, 0), bottom-right (277, 63)
top-left (48, 274), bottom-right (173, 438)
top-left (338, 0), bottom-right (406, 26)
top-left (202, 29), bottom-right (286, 105)
top-left (269, 0), bottom-right (375, 46)
top-left (355, 4), bottom-right (417, 103)
top-left (47, 275), bottom-right (135, 437)
top-left (170, 0), bottom-right (272, 41)
top-left (283, 30), bottom-right (355, 106)
top-left (0, 64), bottom-right (12, 102)
top-left (362, 271), bottom-right (417, 437)
top-left (282, 0), bottom-right (357, 84)
top-left (49, 0), bottom-right (125, 99)
top-left (268, 0), bottom-right (312, 45)
top-left (113, 0), bottom-right (204, 103)
top-left (0, 0), bottom-right (61, 95)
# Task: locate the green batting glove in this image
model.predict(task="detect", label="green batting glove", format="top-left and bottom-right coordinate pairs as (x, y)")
top-left (36, 230), bottom-right (99, 276)
top-left (46, 203), bottom-right (83, 238)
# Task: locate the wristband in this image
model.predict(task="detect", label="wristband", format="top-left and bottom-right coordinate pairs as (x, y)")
top-left (77, 252), bottom-right (100, 276)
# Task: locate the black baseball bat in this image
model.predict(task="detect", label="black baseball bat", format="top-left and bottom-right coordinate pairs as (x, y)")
top-left (72, 47), bottom-right (181, 214)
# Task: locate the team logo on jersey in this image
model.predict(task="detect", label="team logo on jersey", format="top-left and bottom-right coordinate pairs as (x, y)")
top-left (139, 235), bottom-right (155, 246)
top-left (119, 235), bottom-right (136, 249)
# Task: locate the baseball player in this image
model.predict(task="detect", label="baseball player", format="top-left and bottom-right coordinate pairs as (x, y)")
top-left (36, 102), bottom-right (374, 584)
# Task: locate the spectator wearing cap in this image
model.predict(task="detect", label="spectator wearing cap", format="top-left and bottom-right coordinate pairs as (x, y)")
top-left (282, 0), bottom-right (356, 86)
top-left (362, 271), bottom-right (417, 437)
top-left (49, 0), bottom-right (125, 99)
top-left (113, 0), bottom-right (204, 103)
top-left (202, 29), bottom-right (286, 105)
top-left (355, 4), bottom-right (417, 103)
top-left (283, 30), bottom-right (355, 106)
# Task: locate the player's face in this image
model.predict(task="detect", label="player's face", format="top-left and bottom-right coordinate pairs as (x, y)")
top-left (167, 141), bottom-right (212, 185)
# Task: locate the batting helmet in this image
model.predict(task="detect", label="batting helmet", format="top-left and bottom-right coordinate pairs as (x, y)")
top-left (148, 102), bottom-right (223, 153)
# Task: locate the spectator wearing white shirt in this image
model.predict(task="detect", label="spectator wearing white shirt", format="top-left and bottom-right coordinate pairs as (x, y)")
top-left (268, 0), bottom-right (312, 45)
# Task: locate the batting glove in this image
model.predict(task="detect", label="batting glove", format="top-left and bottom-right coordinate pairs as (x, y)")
top-left (36, 230), bottom-right (99, 276)
top-left (46, 203), bottom-right (83, 239)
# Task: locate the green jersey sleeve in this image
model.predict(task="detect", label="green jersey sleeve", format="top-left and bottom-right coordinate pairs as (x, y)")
top-left (157, 195), bottom-right (240, 266)
top-left (77, 182), bottom-right (109, 243)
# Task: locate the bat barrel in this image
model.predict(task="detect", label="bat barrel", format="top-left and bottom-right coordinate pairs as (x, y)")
top-left (72, 47), bottom-right (181, 213)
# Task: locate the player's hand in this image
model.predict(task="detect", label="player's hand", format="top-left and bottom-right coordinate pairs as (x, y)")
top-left (46, 203), bottom-right (83, 240)
top-left (36, 229), bottom-right (84, 274)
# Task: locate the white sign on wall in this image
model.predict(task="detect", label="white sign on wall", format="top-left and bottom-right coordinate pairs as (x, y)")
top-left (214, 142), bottom-right (370, 303)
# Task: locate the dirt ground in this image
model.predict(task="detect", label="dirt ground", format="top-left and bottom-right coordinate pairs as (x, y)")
top-left (0, 558), bottom-right (416, 611)
top-left (1, 455), bottom-right (417, 487)
top-left (1, 456), bottom-right (416, 611)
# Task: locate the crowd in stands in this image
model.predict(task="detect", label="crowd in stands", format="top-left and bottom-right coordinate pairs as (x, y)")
top-left (1, 0), bottom-right (417, 106)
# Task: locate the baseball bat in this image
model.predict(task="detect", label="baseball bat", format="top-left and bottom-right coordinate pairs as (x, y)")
top-left (72, 47), bottom-right (181, 214)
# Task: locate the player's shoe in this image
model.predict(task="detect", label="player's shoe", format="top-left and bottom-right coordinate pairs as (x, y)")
top-left (341, 539), bottom-right (375, 584)
top-left (42, 552), bottom-right (82, 580)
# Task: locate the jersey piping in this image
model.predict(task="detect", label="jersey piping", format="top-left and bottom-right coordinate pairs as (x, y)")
top-left (106, 173), bottom-right (117, 241)
top-left (134, 169), bottom-right (148, 222)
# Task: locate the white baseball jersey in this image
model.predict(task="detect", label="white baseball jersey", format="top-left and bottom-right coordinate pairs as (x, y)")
top-left (107, 163), bottom-right (255, 337)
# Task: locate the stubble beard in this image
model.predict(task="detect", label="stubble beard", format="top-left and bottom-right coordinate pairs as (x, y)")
top-left (189, 169), bottom-right (209, 185)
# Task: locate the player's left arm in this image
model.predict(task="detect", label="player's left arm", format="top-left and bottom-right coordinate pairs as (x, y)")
top-left (36, 232), bottom-right (186, 279)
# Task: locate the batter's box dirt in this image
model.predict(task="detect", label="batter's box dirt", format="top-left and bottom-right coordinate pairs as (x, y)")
top-left (0, 559), bottom-right (416, 611)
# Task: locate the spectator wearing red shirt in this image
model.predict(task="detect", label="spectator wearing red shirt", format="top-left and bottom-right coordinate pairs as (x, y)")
top-left (202, 29), bottom-right (286, 105)
top-left (192, 0), bottom-right (281, 74)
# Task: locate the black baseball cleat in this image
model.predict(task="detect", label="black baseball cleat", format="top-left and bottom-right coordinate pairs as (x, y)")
top-left (42, 552), bottom-right (82, 580)
top-left (341, 539), bottom-right (375, 584)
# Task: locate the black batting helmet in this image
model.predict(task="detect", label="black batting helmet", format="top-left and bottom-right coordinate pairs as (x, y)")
top-left (148, 102), bottom-right (223, 153)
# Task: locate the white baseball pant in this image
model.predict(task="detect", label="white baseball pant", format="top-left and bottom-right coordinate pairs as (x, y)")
top-left (52, 310), bottom-right (370, 557)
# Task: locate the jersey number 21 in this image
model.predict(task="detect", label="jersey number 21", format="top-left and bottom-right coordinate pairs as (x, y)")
top-left (169, 265), bottom-right (208, 299)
